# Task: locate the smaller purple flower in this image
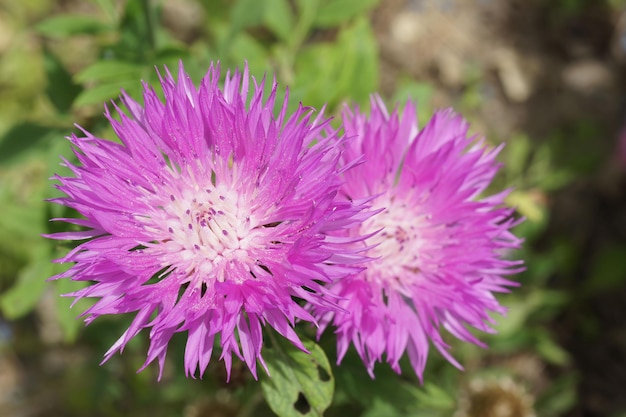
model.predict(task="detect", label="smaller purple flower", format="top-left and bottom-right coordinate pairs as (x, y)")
top-left (46, 63), bottom-right (370, 380)
top-left (316, 96), bottom-right (523, 380)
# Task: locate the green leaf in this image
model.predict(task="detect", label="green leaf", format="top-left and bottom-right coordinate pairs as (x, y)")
top-left (0, 245), bottom-right (51, 319)
top-left (73, 80), bottom-right (141, 108)
top-left (230, 0), bottom-right (265, 33)
top-left (294, 43), bottom-right (337, 109)
top-left (535, 373), bottom-right (578, 417)
top-left (294, 16), bottom-right (378, 111)
top-left (154, 46), bottom-right (191, 66)
top-left (361, 398), bottom-right (403, 417)
top-left (291, 0), bottom-right (320, 49)
top-left (0, 158), bottom-right (48, 241)
top-left (392, 79), bottom-right (434, 125)
top-left (261, 337), bottom-right (334, 417)
top-left (414, 382), bottom-right (455, 410)
top-left (226, 32), bottom-right (271, 76)
top-left (36, 14), bottom-right (112, 38)
top-left (89, 0), bottom-right (118, 22)
top-left (534, 328), bottom-right (570, 366)
top-left (0, 123), bottom-right (60, 166)
top-left (263, 0), bottom-right (294, 42)
top-left (44, 49), bottom-right (82, 114)
top-left (218, 0), bottom-right (267, 59)
top-left (75, 61), bottom-right (145, 84)
top-left (503, 134), bottom-right (531, 180)
top-left (333, 16), bottom-right (379, 104)
top-left (114, 0), bottom-right (157, 61)
top-left (314, 0), bottom-right (380, 28)
top-left (54, 277), bottom-right (91, 343)
top-left (332, 348), bottom-right (423, 413)
top-left (0, 193), bottom-right (45, 239)
top-left (506, 189), bottom-right (547, 224)
top-left (493, 291), bottom-right (545, 337)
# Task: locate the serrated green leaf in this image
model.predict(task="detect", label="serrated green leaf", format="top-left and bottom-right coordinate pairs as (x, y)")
top-left (314, 0), bottom-right (379, 28)
top-left (75, 61), bottom-right (145, 84)
top-left (261, 337), bottom-right (334, 417)
top-left (36, 14), bottom-right (112, 38)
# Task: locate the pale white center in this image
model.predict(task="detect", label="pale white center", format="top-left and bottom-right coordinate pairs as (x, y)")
top-left (143, 178), bottom-right (265, 282)
top-left (360, 195), bottom-right (428, 292)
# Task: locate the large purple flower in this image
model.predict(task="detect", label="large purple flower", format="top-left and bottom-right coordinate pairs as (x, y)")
top-left (47, 63), bottom-right (369, 380)
top-left (317, 96), bottom-right (523, 380)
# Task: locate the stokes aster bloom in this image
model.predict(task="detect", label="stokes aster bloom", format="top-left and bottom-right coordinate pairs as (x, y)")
top-left (317, 96), bottom-right (523, 380)
top-left (47, 63), bottom-right (369, 380)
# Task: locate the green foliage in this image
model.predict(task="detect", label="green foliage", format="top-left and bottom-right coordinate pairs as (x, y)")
top-left (295, 16), bottom-right (379, 110)
top-left (313, 0), bottom-right (379, 28)
top-left (263, 0), bottom-right (294, 42)
top-left (0, 245), bottom-right (51, 319)
top-left (72, 60), bottom-right (146, 106)
top-left (230, 0), bottom-right (265, 33)
top-left (53, 278), bottom-right (93, 343)
top-left (535, 373), bottom-right (579, 417)
top-left (44, 49), bottom-right (83, 114)
top-left (36, 14), bottom-right (112, 38)
top-left (261, 337), bottom-right (334, 417)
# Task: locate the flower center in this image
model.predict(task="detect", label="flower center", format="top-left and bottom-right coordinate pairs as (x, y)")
top-left (145, 179), bottom-right (260, 280)
top-left (171, 188), bottom-right (245, 255)
top-left (360, 195), bottom-right (426, 291)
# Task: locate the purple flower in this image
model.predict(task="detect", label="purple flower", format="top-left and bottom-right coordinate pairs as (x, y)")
top-left (316, 96), bottom-right (523, 380)
top-left (47, 63), bottom-right (370, 380)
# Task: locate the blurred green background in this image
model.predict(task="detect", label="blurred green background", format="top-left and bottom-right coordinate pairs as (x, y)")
top-left (1, 0), bottom-right (626, 416)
